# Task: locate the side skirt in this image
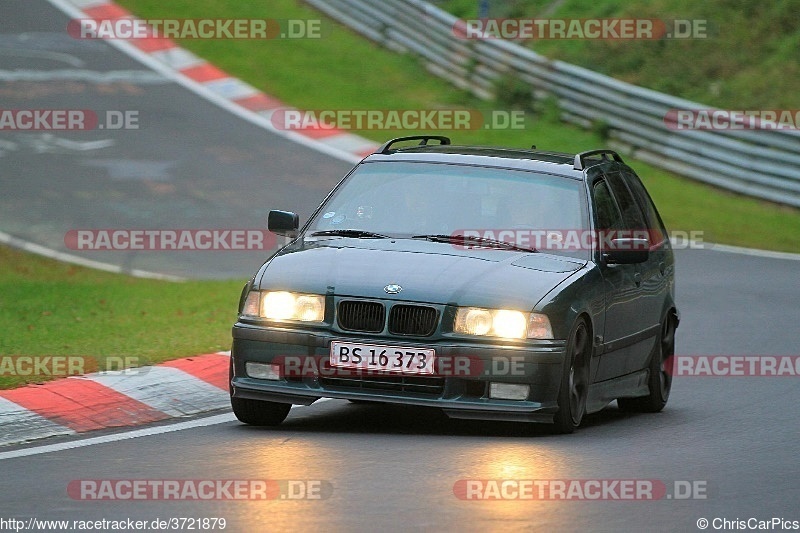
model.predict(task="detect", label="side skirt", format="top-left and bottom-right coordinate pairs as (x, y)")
top-left (586, 370), bottom-right (649, 414)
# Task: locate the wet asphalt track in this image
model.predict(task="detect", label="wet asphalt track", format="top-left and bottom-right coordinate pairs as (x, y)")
top-left (0, 0), bottom-right (352, 279)
top-left (1, 1), bottom-right (798, 531)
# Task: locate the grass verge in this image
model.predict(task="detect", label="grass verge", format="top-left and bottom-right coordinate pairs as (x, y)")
top-left (439, 0), bottom-right (800, 111)
top-left (0, 245), bottom-right (241, 389)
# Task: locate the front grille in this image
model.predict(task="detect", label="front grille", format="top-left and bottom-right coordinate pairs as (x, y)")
top-left (319, 374), bottom-right (445, 396)
top-left (338, 300), bottom-right (385, 333)
top-left (389, 305), bottom-right (438, 336)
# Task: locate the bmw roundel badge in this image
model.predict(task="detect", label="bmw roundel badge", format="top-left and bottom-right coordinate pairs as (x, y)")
top-left (384, 284), bottom-right (403, 294)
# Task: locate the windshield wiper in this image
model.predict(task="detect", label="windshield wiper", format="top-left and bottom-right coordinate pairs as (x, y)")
top-left (412, 234), bottom-right (537, 253)
top-left (310, 229), bottom-right (390, 239)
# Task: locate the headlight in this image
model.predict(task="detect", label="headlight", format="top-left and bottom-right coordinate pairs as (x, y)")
top-left (241, 291), bottom-right (325, 322)
top-left (454, 307), bottom-right (553, 339)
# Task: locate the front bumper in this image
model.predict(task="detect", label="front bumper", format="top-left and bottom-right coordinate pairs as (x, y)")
top-left (231, 322), bottom-right (567, 423)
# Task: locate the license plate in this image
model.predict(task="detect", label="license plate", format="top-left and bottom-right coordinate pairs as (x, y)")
top-left (330, 341), bottom-right (436, 375)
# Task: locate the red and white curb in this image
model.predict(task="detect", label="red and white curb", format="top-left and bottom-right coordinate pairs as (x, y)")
top-left (0, 352), bottom-right (230, 447)
top-left (48, 0), bottom-right (379, 163)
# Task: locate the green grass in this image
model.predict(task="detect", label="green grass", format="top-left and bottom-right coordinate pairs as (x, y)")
top-left (114, 0), bottom-right (800, 252)
top-left (438, 0), bottom-right (800, 110)
top-left (0, 245), bottom-right (242, 389)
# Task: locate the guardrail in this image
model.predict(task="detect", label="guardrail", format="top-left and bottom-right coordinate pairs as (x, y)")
top-left (305, 0), bottom-right (800, 208)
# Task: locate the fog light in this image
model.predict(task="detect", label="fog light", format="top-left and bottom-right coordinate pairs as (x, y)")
top-left (246, 362), bottom-right (281, 380)
top-left (489, 383), bottom-right (530, 400)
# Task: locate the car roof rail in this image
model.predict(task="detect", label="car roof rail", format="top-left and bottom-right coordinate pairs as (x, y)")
top-left (376, 135), bottom-right (451, 154)
top-left (573, 149), bottom-right (623, 170)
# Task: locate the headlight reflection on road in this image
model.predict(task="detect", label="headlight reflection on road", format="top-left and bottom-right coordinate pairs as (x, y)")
top-left (226, 441), bottom-right (337, 527)
top-left (452, 444), bottom-right (570, 521)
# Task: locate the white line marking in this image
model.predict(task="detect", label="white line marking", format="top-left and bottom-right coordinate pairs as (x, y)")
top-left (0, 230), bottom-right (186, 281)
top-left (0, 69), bottom-right (168, 83)
top-left (703, 242), bottom-right (800, 261)
top-left (0, 413), bottom-right (237, 461)
top-left (0, 399), bottom-right (333, 461)
top-left (69, 0), bottom-right (107, 8)
top-left (0, 49), bottom-right (86, 68)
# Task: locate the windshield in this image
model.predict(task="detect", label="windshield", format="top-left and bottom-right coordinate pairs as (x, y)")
top-left (307, 161), bottom-right (589, 259)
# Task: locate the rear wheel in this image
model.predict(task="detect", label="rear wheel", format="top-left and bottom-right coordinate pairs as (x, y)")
top-left (553, 317), bottom-right (591, 434)
top-left (229, 358), bottom-right (291, 426)
top-left (618, 315), bottom-right (675, 413)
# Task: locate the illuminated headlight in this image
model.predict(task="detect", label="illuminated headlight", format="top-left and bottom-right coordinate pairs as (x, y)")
top-left (454, 307), bottom-right (553, 339)
top-left (241, 291), bottom-right (325, 322)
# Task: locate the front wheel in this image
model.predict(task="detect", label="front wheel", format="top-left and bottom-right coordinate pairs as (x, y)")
top-left (231, 397), bottom-right (291, 426)
top-left (229, 357), bottom-right (291, 426)
top-left (552, 317), bottom-right (591, 434)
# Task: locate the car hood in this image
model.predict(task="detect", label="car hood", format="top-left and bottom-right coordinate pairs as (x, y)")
top-left (257, 238), bottom-right (585, 310)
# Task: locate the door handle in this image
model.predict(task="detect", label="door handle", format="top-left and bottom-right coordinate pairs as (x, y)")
top-left (634, 272), bottom-right (642, 286)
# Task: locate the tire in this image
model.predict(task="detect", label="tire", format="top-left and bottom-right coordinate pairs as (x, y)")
top-left (552, 317), bottom-right (592, 434)
top-left (618, 315), bottom-right (675, 413)
top-left (229, 358), bottom-right (291, 426)
top-left (231, 396), bottom-right (291, 426)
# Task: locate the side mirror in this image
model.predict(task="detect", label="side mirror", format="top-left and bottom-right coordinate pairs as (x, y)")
top-left (268, 210), bottom-right (299, 238)
top-left (603, 238), bottom-right (649, 264)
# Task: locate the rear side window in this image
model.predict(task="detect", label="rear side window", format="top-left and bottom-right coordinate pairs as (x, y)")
top-left (621, 170), bottom-right (668, 246)
top-left (605, 172), bottom-right (647, 232)
top-left (592, 180), bottom-right (623, 231)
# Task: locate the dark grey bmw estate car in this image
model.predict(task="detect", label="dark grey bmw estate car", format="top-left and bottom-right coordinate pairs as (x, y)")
top-left (230, 136), bottom-right (678, 433)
